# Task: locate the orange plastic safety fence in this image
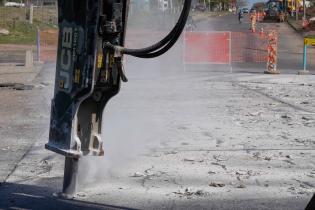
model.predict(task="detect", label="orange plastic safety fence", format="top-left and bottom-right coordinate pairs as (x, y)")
top-left (39, 29), bottom-right (58, 62)
top-left (231, 32), bottom-right (268, 63)
top-left (184, 31), bottom-right (231, 64)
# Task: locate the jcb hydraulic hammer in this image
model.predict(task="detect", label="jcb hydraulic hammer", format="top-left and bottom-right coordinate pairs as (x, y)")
top-left (46, 0), bottom-right (191, 196)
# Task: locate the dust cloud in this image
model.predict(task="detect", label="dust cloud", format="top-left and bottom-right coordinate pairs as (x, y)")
top-left (78, 4), bottom-right (184, 187)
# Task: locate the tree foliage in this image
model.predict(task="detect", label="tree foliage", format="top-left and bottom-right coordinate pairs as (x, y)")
top-left (252, 2), bottom-right (266, 11)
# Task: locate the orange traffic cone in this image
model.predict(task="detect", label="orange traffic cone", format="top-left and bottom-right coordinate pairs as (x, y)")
top-left (259, 28), bottom-right (264, 38)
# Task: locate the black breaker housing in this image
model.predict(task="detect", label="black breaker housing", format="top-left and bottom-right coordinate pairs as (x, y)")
top-left (46, 0), bottom-right (130, 158)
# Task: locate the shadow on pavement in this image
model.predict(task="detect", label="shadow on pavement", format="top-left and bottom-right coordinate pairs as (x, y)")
top-left (0, 181), bottom-right (313, 210)
top-left (0, 182), bottom-right (138, 210)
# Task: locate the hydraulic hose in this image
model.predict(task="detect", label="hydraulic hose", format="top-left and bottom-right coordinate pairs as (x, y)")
top-left (103, 0), bottom-right (191, 58)
top-left (123, 0), bottom-right (191, 56)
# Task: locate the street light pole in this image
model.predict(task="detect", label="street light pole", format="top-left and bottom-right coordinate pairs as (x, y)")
top-left (303, 0), bottom-right (306, 20)
top-left (296, 0), bottom-right (298, 20)
top-left (291, 0), bottom-right (294, 17)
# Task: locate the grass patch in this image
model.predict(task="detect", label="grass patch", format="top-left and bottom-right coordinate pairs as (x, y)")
top-left (0, 6), bottom-right (57, 45)
top-left (0, 22), bottom-right (37, 44)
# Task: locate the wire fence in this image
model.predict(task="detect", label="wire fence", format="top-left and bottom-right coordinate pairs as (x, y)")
top-left (0, 1), bottom-right (58, 64)
top-left (0, 3), bottom-right (57, 27)
top-left (231, 32), bottom-right (268, 63)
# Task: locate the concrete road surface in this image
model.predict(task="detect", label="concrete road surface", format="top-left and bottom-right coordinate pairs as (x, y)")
top-left (0, 13), bottom-right (314, 210)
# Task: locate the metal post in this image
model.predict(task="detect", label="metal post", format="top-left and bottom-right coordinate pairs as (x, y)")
top-left (169, 0), bottom-right (173, 12)
top-left (296, 0), bottom-right (299, 20)
top-left (303, 0), bottom-right (306, 20)
top-left (298, 41), bottom-right (309, 74)
top-left (291, 0), bottom-right (294, 17)
top-left (25, 50), bottom-right (34, 67)
top-left (62, 157), bottom-right (79, 197)
top-left (303, 44), bottom-right (307, 71)
top-left (29, 4), bottom-right (33, 24)
top-left (36, 28), bottom-right (41, 62)
top-left (4, 2), bottom-right (6, 26)
top-left (41, 0), bottom-right (44, 23)
top-left (229, 31), bottom-right (232, 73)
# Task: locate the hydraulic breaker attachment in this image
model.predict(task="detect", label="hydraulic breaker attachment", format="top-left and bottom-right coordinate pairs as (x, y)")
top-left (46, 0), bottom-right (129, 159)
top-left (46, 0), bottom-right (191, 197)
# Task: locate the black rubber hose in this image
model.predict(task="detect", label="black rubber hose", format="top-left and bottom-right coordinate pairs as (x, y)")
top-left (123, 0), bottom-right (191, 56)
top-left (128, 0), bottom-right (191, 58)
top-left (103, 0), bottom-right (192, 58)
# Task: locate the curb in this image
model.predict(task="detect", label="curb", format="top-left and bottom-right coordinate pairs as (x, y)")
top-left (287, 21), bottom-right (301, 32)
top-left (287, 19), bottom-right (304, 36)
top-left (287, 20), bottom-right (299, 32)
top-left (193, 12), bottom-right (232, 23)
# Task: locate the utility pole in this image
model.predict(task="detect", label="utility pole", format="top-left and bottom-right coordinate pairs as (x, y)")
top-left (291, 0), bottom-right (293, 17)
top-left (296, 0), bottom-right (298, 20)
top-left (303, 0), bottom-right (306, 20)
top-left (29, 4), bottom-right (33, 24)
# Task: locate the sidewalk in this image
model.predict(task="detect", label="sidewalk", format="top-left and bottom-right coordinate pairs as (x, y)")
top-left (287, 17), bottom-right (315, 37)
top-left (0, 64), bottom-right (41, 84)
top-left (287, 18), bottom-right (304, 32)
top-left (0, 63), bottom-right (48, 184)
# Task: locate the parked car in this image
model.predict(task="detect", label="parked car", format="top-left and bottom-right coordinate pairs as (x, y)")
top-left (242, 8), bottom-right (249, 13)
top-left (194, 4), bottom-right (207, 12)
top-left (4, 2), bottom-right (25, 7)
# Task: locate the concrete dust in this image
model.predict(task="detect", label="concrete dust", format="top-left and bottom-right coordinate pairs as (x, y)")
top-left (72, 72), bottom-right (314, 209)
top-left (77, 7), bottom-right (184, 187)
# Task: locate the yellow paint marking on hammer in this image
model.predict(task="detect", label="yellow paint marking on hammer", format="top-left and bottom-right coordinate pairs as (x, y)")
top-left (74, 69), bottom-right (80, 83)
top-left (97, 53), bottom-right (103, 68)
top-left (59, 80), bottom-right (64, 88)
top-left (109, 54), bottom-right (115, 67)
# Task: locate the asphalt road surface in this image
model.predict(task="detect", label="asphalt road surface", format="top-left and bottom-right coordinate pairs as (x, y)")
top-left (0, 13), bottom-right (314, 210)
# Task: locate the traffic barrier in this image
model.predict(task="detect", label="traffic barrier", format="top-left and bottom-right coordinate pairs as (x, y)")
top-left (231, 32), bottom-right (267, 63)
top-left (183, 31), bottom-right (231, 64)
top-left (264, 31), bottom-right (280, 74)
top-left (184, 31), bottom-right (270, 65)
top-left (39, 29), bottom-right (58, 62)
top-left (257, 12), bottom-right (263, 22)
